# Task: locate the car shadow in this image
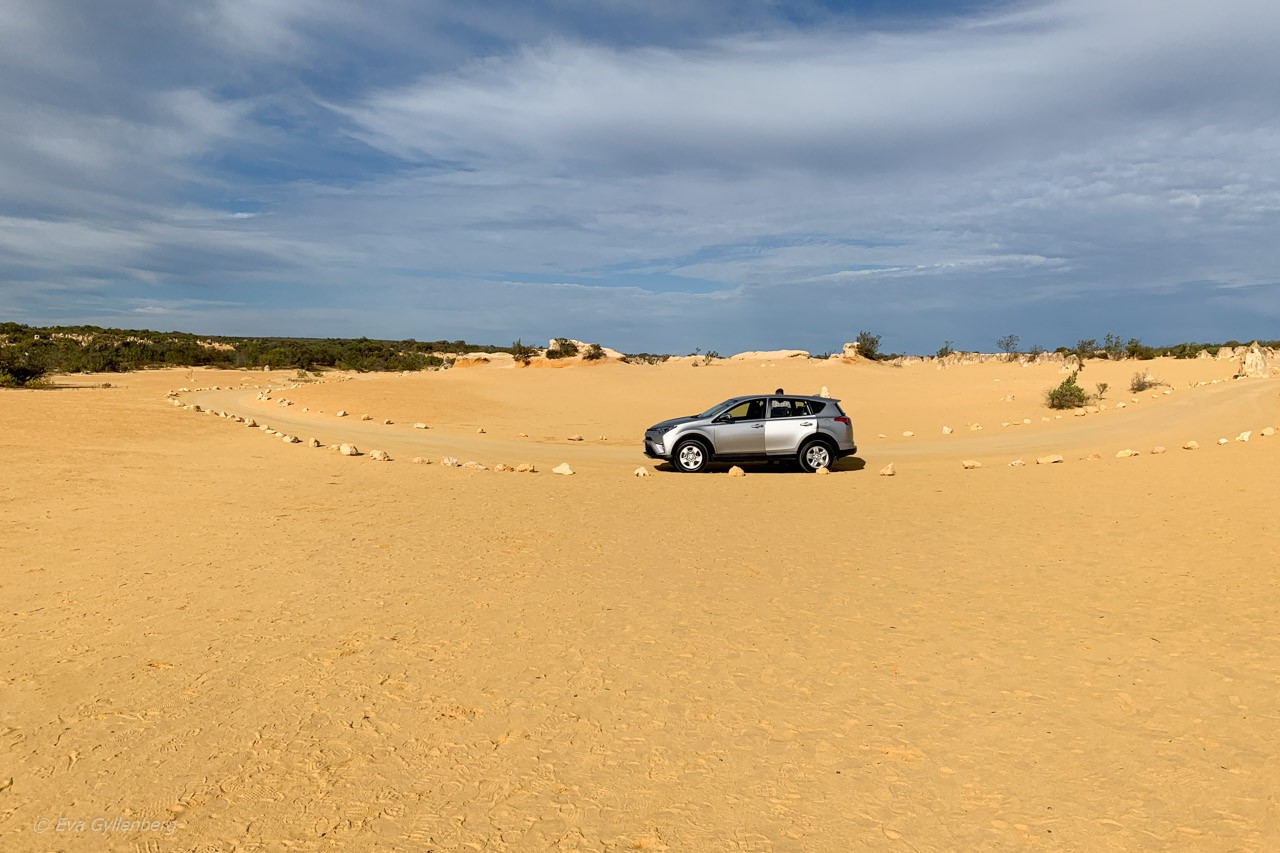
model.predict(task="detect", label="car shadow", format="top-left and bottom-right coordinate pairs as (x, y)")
top-left (651, 456), bottom-right (867, 475)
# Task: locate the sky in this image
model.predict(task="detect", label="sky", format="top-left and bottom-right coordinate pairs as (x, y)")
top-left (2, 0), bottom-right (1279, 355)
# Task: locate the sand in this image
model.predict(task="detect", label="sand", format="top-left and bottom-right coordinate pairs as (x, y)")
top-left (2, 357), bottom-right (1278, 851)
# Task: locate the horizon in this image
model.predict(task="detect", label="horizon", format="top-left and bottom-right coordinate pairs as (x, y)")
top-left (3, 1), bottom-right (1280, 353)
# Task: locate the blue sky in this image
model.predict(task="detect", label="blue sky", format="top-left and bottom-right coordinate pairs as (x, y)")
top-left (2, 0), bottom-right (1279, 354)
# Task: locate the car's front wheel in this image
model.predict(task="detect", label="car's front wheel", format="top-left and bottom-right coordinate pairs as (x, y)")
top-left (797, 438), bottom-right (833, 473)
top-left (672, 438), bottom-right (712, 473)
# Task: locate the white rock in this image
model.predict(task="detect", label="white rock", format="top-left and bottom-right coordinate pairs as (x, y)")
top-left (412, 456), bottom-right (428, 464)
top-left (727, 465), bottom-right (745, 477)
top-left (597, 435), bottom-right (608, 441)
top-left (1236, 431), bottom-right (1252, 442)
top-left (962, 459), bottom-right (982, 469)
top-left (245, 419), bottom-right (258, 427)
top-left (1182, 441), bottom-right (1199, 450)
top-left (814, 466), bottom-right (831, 475)
top-left (970, 424), bottom-right (983, 431)
top-left (1036, 454), bottom-right (1064, 465)
top-left (461, 460), bottom-right (487, 470)
top-left (383, 419), bottom-right (393, 425)
top-left (634, 467), bottom-right (650, 477)
top-left (516, 463), bottom-right (537, 473)
top-left (369, 450), bottom-right (391, 461)
top-left (361, 414), bottom-right (372, 421)
top-left (819, 385), bottom-right (831, 398)
top-left (336, 410), bottom-right (347, 417)
top-left (413, 422), bottom-right (428, 430)
top-left (283, 435), bottom-right (300, 443)
top-left (340, 443), bottom-right (360, 456)
top-left (567, 434), bottom-right (584, 441)
top-left (1116, 402), bottom-right (1126, 409)
top-left (1022, 418), bottom-right (1032, 424)
top-left (1116, 449), bottom-right (1138, 458)
top-left (879, 463), bottom-right (895, 476)
top-left (1261, 427), bottom-right (1276, 437)
top-left (941, 426), bottom-right (953, 435)
top-left (495, 463), bottom-right (515, 472)
top-left (553, 463), bottom-right (575, 476)
top-left (1009, 459), bottom-right (1026, 467)
top-left (1217, 438), bottom-right (1229, 445)
top-left (441, 455), bottom-right (460, 467)
top-left (1150, 446), bottom-right (1166, 455)
top-left (902, 431), bottom-right (914, 437)
top-left (307, 438), bottom-right (321, 448)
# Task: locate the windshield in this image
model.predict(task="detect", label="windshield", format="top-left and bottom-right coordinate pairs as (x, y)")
top-left (696, 398), bottom-right (740, 419)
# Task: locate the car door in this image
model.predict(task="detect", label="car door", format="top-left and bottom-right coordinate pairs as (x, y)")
top-left (711, 398), bottom-right (767, 456)
top-left (765, 398), bottom-right (815, 455)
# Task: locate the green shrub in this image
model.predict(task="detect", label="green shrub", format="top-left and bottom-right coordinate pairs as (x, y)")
top-left (1045, 371), bottom-right (1089, 409)
top-left (510, 339), bottom-right (538, 365)
top-left (546, 338), bottom-right (578, 359)
top-left (937, 340), bottom-right (955, 358)
top-left (855, 330), bottom-right (881, 360)
top-left (582, 343), bottom-right (605, 361)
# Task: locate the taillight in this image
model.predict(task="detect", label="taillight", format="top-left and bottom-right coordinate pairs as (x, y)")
top-left (835, 416), bottom-right (850, 425)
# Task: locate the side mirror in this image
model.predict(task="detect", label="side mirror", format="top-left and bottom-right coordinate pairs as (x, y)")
top-left (713, 413), bottom-right (730, 423)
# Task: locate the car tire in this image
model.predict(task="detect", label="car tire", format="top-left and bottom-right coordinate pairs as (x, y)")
top-left (672, 438), bottom-right (712, 473)
top-left (797, 437), bottom-right (833, 473)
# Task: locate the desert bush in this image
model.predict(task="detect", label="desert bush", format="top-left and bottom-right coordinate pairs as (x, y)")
top-left (509, 339), bottom-right (538, 365)
top-left (546, 338), bottom-right (579, 359)
top-left (1027, 343), bottom-right (1046, 360)
top-left (1045, 371), bottom-right (1089, 409)
top-left (936, 340), bottom-right (955, 358)
top-left (582, 343), bottom-right (605, 361)
top-left (997, 334), bottom-right (1020, 360)
top-left (1102, 333), bottom-right (1125, 360)
top-left (1095, 382), bottom-right (1109, 399)
top-left (855, 330), bottom-right (881, 360)
top-left (1129, 372), bottom-right (1165, 393)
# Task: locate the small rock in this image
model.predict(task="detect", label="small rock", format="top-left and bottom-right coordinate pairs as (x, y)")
top-left (1260, 427), bottom-right (1276, 437)
top-left (1235, 431), bottom-right (1252, 442)
top-left (1086, 452), bottom-right (1103, 460)
top-left (567, 434), bottom-right (584, 441)
top-left (517, 433), bottom-right (529, 438)
top-left (340, 443), bottom-right (360, 456)
top-left (495, 463), bottom-right (515, 472)
top-left (361, 414), bottom-right (372, 421)
top-left (727, 465), bottom-right (746, 477)
top-left (308, 438), bottom-right (321, 448)
top-left (336, 410), bottom-right (347, 417)
top-left (1023, 418), bottom-right (1032, 424)
top-left (902, 431), bottom-right (914, 437)
top-left (442, 455), bottom-right (460, 467)
top-left (245, 419), bottom-right (258, 427)
top-left (1182, 441), bottom-right (1199, 450)
top-left (369, 450), bottom-right (391, 461)
top-left (878, 433), bottom-right (887, 439)
top-left (819, 385), bottom-right (831, 398)
top-left (814, 466), bottom-right (831, 475)
top-left (1116, 449), bottom-right (1138, 458)
top-left (1009, 459), bottom-right (1026, 467)
top-left (1001, 422), bottom-right (1011, 427)
top-left (1116, 402), bottom-right (1126, 409)
top-left (553, 463), bottom-right (575, 476)
top-left (1150, 446), bottom-right (1166, 455)
top-left (597, 435), bottom-right (607, 441)
top-left (962, 460), bottom-right (982, 469)
top-left (461, 460), bottom-right (487, 470)
top-left (1085, 405), bottom-right (1099, 414)
top-left (634, 467), bottom-right (650, 477)
top-left (1217, 438), bottom-right (1228, 446)
top-left (941, 426), bottom-right (953, 435)
top-left (477, 428), bottom-right (486, 434)
top-left (970, 424), bottom-right (982, 431)
top-left (879, 463), bottom-right (896, 476)
top-left (1036, 454), bottom-right (1064, 465)
top-left (283, 435), bottom-right (300, 443)
top-left (516, 463), bottom-right (537, 473)
top-left (412, 456), bottom-right (428, 464)
top-left (413, 422), bottom-right (428, 430)
top-left (383, 419), bottom-right (393, 425)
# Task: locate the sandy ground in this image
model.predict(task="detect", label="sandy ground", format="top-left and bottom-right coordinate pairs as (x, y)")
top-left (2, 356), bottom-right (1278, 852)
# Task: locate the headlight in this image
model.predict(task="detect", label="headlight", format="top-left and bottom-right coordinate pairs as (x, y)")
top-left (653, 425), bottom-right (675, 435)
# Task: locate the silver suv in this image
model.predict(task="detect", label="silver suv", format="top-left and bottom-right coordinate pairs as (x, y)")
top-left (644, 394), bottom-right (857, 473)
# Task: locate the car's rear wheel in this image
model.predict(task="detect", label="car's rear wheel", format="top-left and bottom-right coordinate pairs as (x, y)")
top-left (797, 438), bottom-right (833, 473)
top-left (672, 438), bottom-right (711, 473)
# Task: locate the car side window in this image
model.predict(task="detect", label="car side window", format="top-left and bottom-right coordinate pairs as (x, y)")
top-left (769, 398), bottom-right (811, 418)
top-left (723, 399), bottom-right (766, 421)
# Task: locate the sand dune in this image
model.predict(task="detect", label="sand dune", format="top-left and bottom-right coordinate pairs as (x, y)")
top-left (2, 357), bottom-right (1278, 851)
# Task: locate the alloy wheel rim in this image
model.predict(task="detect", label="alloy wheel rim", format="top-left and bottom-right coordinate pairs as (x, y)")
top-left (679, 445), bottom-right (703, 469)
top-left (806, 446), bottom-right (830, 469)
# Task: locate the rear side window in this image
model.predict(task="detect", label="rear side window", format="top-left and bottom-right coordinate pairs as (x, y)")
top-left (770, 398), bottom-right (816, 418)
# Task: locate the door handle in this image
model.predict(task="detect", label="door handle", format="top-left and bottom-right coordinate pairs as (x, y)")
top-left (752, 423), bottom-right (764, 429)
top-left (801, 421), bottom-right (814, 426)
